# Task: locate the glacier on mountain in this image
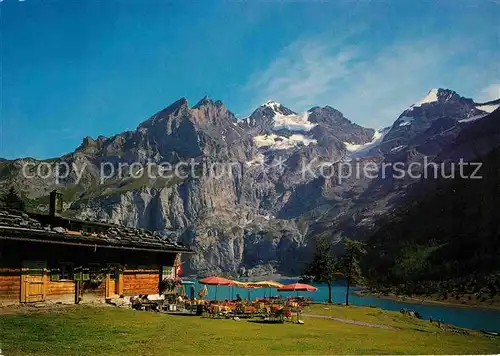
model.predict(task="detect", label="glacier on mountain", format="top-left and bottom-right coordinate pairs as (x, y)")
top-left (253, 133), bottom-right (317, 150)
top-left (475, 104), bottom-right (499, 114)
top-left (343, 128), bottom-right (388, 155)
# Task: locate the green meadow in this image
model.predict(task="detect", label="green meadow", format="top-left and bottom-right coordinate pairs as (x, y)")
top-left (1, 304), bottom-right (499, 355)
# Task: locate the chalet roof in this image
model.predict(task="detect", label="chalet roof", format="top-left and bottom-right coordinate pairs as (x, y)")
top-left (0, 209), bottom-right (193, 254)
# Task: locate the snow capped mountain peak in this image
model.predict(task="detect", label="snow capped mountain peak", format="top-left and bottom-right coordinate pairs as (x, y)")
top-left (263, 100), bottom-right (281, 108)
top-left (408, 88), bottom-right (468, 110)
top-left (262, 100), bottom-right (289, 114)
top-left (406, 88), bottom-right (466, 112)
top-left (259, 100), bottom-right (296, 116)
top-left (411, 88), bottom-right (439, 108)
top-left (262, 100), bottom-right (294, 116)
top-left (247, 101), bottom-right (317, 132)
top-left (262, 102), bottom-right (316, 131)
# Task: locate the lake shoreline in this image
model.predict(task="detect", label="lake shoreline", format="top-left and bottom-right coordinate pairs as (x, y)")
top-left (354, 290), bottom-right (500, 311)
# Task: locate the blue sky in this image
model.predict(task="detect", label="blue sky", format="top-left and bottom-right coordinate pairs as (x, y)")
top-left (1, 0), bottom-right (499, 159)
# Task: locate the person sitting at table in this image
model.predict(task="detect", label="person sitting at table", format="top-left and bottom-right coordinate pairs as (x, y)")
top-left (236, 294), bottom-right (242, 302)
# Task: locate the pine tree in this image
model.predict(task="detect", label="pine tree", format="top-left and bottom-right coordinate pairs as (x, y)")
top-left (338, 238), bottom-right (366, 306)
top-left (304, 237), bottom-right (340, 304)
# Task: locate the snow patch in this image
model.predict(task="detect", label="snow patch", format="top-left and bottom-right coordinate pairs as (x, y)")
top-left (246, 154), bottom-right (265, 167)
top-left (254, 134), bottom-right (279, 147)
top-left (398, 116), bottom-right (414, 127)
top-left (262, 100), bottom-right (317, 132)
top-left (409, 88), bottom-right (439, 109)
top-left (344, 142), bottom-right (364, 152)
top-left (273, 111), bottom-right (316, 132)
top-left (390, 145), bottom-right (407, 152)
top-left (263, 100), bottom-right (282, 111)
top-left (253, 133), bottom-right (317, 150)
top-left (458, 113), bottom-right (489, 123)
top-left (344, 128), bottom-right (387, 154)
top-left (476, 104), bottom-right (499, 114)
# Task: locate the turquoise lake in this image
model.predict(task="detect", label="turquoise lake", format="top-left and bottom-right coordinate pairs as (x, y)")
top-left (184, 279), bottom-right (500, 333)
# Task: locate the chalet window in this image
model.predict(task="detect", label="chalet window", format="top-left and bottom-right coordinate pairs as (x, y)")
top-left (23, 261), bottom-right (46, 275)
top-left (83, 267), bottom-right (90, 281)
top-left (59, 263), bottom-right (74, 280)
top-left (74, 266), bottom-right (90, 281)
top-left (50, 268), bottom-right (60, 281)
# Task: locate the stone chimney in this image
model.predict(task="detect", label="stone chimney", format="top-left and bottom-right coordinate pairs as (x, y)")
top-left (49, 190), bottom-right (63, 217)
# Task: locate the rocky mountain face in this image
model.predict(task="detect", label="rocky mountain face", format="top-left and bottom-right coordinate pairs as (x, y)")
top-left (0, 89), bottom-right (498, 277)
top-left (364, 108), bottom-right (500, 299)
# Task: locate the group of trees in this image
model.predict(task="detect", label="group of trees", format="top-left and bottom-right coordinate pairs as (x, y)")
top-left (304, 237), bottom-right (366, 305)
top-left (0, 187), bottom-right (25, 211)
top-left (361, 145), bottom-right (500, 298)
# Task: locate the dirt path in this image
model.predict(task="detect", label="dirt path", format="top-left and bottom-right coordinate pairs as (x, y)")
top-left (303, 313), bottom-right (398, 330)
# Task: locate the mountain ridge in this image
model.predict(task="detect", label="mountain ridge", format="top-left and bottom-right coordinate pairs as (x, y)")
top-left (1, 88), bottom-right (499, 276)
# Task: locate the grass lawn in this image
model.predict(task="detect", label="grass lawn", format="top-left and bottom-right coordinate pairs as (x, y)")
top-left (0, 304), bottom-right (499, 355)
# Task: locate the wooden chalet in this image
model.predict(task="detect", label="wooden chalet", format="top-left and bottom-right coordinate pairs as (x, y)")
top-left (0, 190), bottom-right (193, 306)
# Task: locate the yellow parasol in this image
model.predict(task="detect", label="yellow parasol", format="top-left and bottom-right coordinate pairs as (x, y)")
top-left (245, 280), bottom-right (284, 288)
top-left (229, 280), bottom-right (248, 287)
top-left (246, 280), bottom-right (284, 298)
top-left (228, 280), bottom-right (247, 300)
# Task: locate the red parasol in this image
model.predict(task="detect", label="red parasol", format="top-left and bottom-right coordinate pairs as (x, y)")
top-left (198, 276), bottom-right (233, 301)
top-left (199, 276), bottom-right (233, 286)
top-left (277, 283), bottom-right (318, 292)
top-left (278, 283), bottom-right (317, 323)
